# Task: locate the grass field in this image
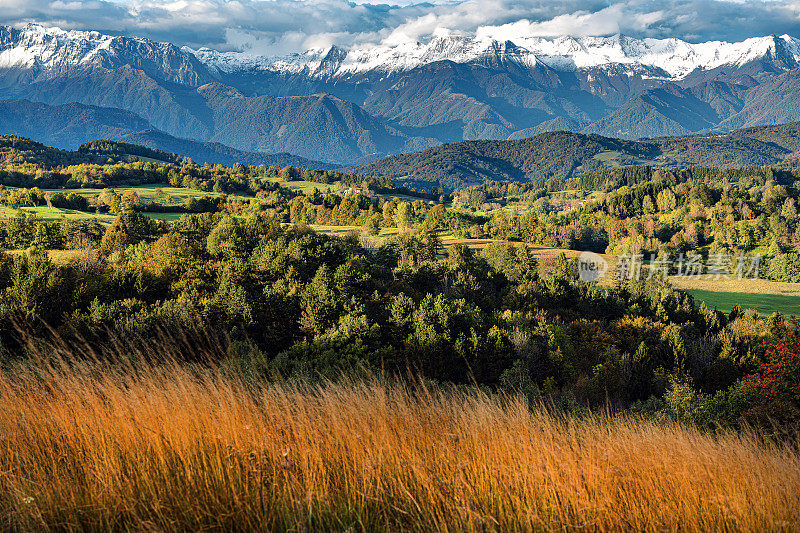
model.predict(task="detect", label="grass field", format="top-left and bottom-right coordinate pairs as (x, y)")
top-left (41, 184), bottom-right (253, 203)
top-left (0, 205), bottom-right (116, 223)
top-left (264, 177), bottom-right (337, 194)
top-left (685, 289), bottom-right (800, 316)
top-left (590, 150), bottom-right (659, 168)
top-left (670, 276), bottom-right (800, 316)
top-left (142, 212), bottom-right (185, 221)
top-left (1, 348), bottom-right (798, 532)
top-left (3, 183), bottom-right (256, 223)
top-left (0, 204), bottom-right (183, 223)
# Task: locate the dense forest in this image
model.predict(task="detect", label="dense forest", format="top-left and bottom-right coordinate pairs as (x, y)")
top-left (450, 165), bottom-right (800, 283)
top-left (2, 208), bottom-right (797, 428)
top-left (346, 132), bottom-right (659, 189)
top-left (0, 135), bottom-right (396, 195)
top-left (0, 136), bottom-right (798, 429)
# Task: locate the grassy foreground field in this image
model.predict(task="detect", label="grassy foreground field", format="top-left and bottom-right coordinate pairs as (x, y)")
top-left (1, 353), bottom-right (798, 532)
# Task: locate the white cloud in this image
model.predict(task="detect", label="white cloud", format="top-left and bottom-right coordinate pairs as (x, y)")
top-left (472, 4), bottom-right (665, 40)
top-left (1, 0), bottom-right (800, 54)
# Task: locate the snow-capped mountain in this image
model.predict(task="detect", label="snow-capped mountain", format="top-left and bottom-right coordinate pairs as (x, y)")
top-left (3, 22), bottom-right (800, 163)
top-left (191, 32), bottom-right (800, 80)
top-left (0, 24), bottom-right (115, 70)
top-left (5, 23), bottom-right (798, 81)
top-left (0, 23), bottom-right (211, 85)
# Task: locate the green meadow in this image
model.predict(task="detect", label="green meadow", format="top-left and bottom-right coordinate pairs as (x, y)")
top-left (687, 288), bottom-right (800, 317)
top-left (0, 205), bottom-right (116, 223)
top-left (40, 184), bottom-right (252, 203)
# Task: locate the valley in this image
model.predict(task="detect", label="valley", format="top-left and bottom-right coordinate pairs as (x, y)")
top-left (2, 11), bottom-right (800, 530)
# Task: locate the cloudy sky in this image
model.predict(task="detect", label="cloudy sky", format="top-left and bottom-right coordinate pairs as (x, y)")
top-left (1, 0), bottom-right (800, 55)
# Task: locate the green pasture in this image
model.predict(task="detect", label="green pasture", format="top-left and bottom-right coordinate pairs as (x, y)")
top-left (264, 178), bottom-right (337, 194)
top-left (0, 205), bottom-right (115, 223)
top-left (142, 212), bottom-right (185, 221)
top-left (41, 185), bottom-right (252, 203)
top-left (687, 289), bottom-right (800, 317)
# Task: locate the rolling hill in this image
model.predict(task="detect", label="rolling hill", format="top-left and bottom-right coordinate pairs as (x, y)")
top-left (347, 122), bottom-right (800, 189)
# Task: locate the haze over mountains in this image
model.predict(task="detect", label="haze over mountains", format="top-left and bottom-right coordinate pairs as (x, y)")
top-left (3, 23), bottom-right (800, 165)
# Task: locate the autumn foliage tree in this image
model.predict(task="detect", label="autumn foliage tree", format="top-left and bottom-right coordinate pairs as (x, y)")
top-left (743, 328), bottom-right (800, 427)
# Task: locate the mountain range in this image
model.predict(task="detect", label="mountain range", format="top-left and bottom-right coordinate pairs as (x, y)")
top-left (3, 23), bottom-right (800, 164)
top-left (5, 118), bottom-right (800, 192)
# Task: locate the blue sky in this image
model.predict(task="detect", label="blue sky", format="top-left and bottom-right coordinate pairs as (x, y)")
top-left (1, 0), bottom-right (799, 54)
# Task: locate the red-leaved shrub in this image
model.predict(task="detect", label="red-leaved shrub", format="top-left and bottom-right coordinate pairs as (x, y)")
top-left (743, 331), bottom-right (800, 427)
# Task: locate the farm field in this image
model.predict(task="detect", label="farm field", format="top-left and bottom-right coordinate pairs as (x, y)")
top-left (669, 276), bottom-right (800, 296)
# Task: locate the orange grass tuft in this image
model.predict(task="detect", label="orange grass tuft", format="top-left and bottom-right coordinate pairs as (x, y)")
top-left (0, 354), bottom-right (798, 531)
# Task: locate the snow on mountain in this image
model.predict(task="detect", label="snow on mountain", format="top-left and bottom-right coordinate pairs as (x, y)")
top-left (193, 32), bottom-right (800, 80)
top-left (2, 23), bottom-right (799, 82)
top-left (0, 23), bottom-right (117, 70)
top-left (0, 23), bottom-right (209, 85)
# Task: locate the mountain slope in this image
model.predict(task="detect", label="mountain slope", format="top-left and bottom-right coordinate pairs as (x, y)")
top-left (194, 83), bottom-right (436, 163)
top-left (118, 129), bottom-right (332, 168)
top-left (1, 69), bottom-right (434, 164)
top-left (347, 122), bottom-right (800, 189)
top-left (717, 67), bottom-right (800, 131)
top-left (0, 99), bottom-right (333, 168)
top-left (3, 24), bottom-right (800, 159)
top-left (583, 84), bottom-right (728, 139)
top-left (346, 131), bottom-right (659, 189)
top-left (0, 99), bottom-right (150, 149)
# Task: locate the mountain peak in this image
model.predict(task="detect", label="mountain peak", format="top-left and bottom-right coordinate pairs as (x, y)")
top-left (2, 24), bottom-right (799, 83)
top-left (188, 31), bottom-right (800, 80)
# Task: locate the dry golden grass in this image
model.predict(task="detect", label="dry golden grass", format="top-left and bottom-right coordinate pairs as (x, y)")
top-left (1, 354), bottom-right (799, 532)
top-left (668, 276), bottom-right (800, 296)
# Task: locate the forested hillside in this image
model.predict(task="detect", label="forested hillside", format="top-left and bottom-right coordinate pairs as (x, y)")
top-left (346, 132), bottom-right (659, 189)
top-left (0, 135), bottom-right (341, 181)
top-left (348, 122), bottom-right (800, 189)
top-left (117, 130), bottom-right (332, 169)
top-left (453, 164), bottom-right (800, 286)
